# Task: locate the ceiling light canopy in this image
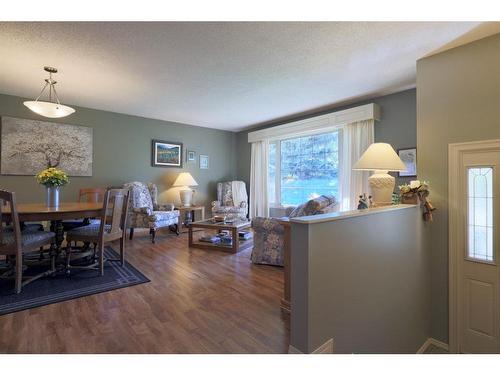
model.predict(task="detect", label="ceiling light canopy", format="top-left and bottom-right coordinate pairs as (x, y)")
top-left (23, 66), bottom-right (75, 118)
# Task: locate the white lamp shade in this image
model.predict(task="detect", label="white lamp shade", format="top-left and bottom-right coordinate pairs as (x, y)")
top-left (24, 101), bottom-right (75, 118)
top-left (352, 142), bottom-right (406, 172)
top-left (173, 172), bottom-right (198, 187)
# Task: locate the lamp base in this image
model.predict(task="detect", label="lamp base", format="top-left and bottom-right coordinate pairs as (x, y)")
top-left (179, 189), bottom-right (193, 207)
top-left (368, 170), bottom-right (395, 206)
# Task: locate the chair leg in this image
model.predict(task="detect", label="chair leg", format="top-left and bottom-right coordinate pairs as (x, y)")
top-left (98, 242), bottom-right (105, 276)
top-left (50, 244), bottom-right (56, 273)
top-left (66, 243), bottom-right (72, 275)
top-left (129, 228), bottom-right (134, 240)
top-left (175, 224), bottom-right (180, 236)
top-left (150, 228), bottom-right (156, 244)
top-left (15, 254), bottom-right (22, 294)
top-left (120, 234), bottom-right (125, 267)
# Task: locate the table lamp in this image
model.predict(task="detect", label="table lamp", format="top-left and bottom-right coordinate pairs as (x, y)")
top-left (173, 172), bottom-right (198, 207)
top-left (352, 142), bottom-right (406, 206)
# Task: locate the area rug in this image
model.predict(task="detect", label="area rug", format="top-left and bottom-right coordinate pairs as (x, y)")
top-left (0, 247), bottom-right (149, 316)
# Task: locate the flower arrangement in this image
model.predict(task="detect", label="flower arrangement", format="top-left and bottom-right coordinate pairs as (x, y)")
top-left (399, 180), bottom-right (435, 221)
top-left (35, 167), bottom-right (69, 187)
top-left (399, 180), bottom-right (429, 196)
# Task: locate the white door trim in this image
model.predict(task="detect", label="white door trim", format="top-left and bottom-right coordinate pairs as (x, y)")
top-left (448, 138), bottom-right (500, 353)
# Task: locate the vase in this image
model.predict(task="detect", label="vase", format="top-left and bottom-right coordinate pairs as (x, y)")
top-left (46, 186), bottom-right (60, 207)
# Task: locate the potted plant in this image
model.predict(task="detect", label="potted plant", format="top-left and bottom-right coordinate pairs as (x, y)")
top-left (35, 167), bottom-right (69, 207)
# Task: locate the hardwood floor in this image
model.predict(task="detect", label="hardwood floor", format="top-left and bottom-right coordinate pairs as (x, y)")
top-left (0, 230), bottom-right (289, 353)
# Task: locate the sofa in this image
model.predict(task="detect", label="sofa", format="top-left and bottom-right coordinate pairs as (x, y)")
top-left (251, 195), bottom-right (339, 266)
top-left (123, 181), bottom-right (180, 243)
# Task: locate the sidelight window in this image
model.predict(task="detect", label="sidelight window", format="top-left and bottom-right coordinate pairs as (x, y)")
top-left (467, 167), bottom-right (494, 262)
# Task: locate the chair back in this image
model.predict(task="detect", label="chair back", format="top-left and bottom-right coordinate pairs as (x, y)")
top-left (79, 188), bottom-right (106, 203)
top-left (0, 190), bottom-right (22, 257)
top-left (123, 181), bottom-right (154, 213)
top-left (99, 188), bottom-right (130, 242)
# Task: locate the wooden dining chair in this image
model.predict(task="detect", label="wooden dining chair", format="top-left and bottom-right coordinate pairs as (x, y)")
top-left (78, 188), bottom-right (106, 203)
top-left (62, 187), bottom-right (106, 231)
top-left (0, 190), bottom-right (56, 294)
top-left (65, 188), bottom-right (130, 276)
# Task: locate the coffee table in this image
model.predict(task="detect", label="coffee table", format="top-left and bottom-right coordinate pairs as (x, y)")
top-left (188, 218), bottom-right (252, 253)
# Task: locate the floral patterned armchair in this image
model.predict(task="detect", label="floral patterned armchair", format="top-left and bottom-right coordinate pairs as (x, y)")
top-left (251, 195), bottom-right (339, 266)
top-left (211, 181), bottom-right (248, 220)
top-left (123, 181), bottom-right (180, 243)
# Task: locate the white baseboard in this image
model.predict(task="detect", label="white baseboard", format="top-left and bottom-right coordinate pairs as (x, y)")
top-left (288, 345), bottom-right (302, 354)
top-left (291, 337), bottom-right (448, 354)
top-left (312, 338), bottom-right (334, 354)
top-left (417, 338), bottom-right (449, 354)
top-left (288, 338), bottom-right (334, 354)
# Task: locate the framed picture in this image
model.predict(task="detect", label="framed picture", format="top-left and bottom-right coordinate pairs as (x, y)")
top-left (151, 140), bottom-right (183, 168)
top-left (398, 147), bottom-right (417, 177)
top-left (199, 154), bottom-right (209, 169)
top-left (1, 116), bottom-right (93, 176)
top-left (187, 150), bottom-right (196, 163)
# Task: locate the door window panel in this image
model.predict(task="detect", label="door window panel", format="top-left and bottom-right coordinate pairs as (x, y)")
top-left (467, 167), bottom-right (494, 262)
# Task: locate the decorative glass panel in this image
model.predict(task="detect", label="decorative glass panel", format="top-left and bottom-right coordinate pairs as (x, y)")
top-left (467, 167), bottom-right (494, 262)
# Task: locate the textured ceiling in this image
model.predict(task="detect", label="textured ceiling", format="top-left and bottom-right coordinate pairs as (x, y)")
top-left (0, 22), bottom-right (490, 131)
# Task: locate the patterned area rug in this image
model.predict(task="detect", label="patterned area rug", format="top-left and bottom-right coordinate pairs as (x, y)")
top-left (0, 247), bottom-right (149, 316)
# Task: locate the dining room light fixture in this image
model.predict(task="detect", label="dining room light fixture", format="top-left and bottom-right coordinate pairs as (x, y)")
top-left (23, 66), bottom-right (75, 118)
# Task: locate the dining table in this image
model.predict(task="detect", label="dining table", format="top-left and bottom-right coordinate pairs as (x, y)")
top-left (1, 202), bottom-right (103, 247)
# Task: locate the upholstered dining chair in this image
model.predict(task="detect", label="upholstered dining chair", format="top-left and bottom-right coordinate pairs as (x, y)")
top-left (0, 190), bottom-right (56, 294)
top-left (1, 200), bottom-right (44, 233)
top-left (123, 181), bottom-right (180, 243)
top-left (65, 188), bottom-right (129, 276)
top-left (62, 187), bottom-right (106, 231)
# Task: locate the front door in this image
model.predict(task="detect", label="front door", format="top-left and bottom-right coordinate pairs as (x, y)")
top-left (458, 150), bottom-right (500, 353)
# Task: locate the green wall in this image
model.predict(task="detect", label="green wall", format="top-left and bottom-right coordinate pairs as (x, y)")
top-left (0, 93), bottom-right (237, 211)
top-left (236, 89), bottom-right (417, 190)
top-left (417, 33), bottom-right (500, 343)
top-left (290, 206), bottom-right (428, 353)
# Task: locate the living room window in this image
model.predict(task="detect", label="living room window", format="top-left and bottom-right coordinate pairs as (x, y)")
top-left (248, 103), bottom-right (378, 217)
top-left (268, 131), bottom-right (340, 207)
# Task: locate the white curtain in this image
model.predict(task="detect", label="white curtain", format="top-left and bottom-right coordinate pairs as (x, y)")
top-left (249, 140), bottom-right (269, 218)
top-left (340, 119), bottom-right (374, 211)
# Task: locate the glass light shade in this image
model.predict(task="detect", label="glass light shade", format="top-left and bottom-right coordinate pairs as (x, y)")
top-left (173, 172), bottom-right (199, 187)
top-left (352, 142), bottom-right (406, 172)
top-left (23, 101), bottom-right (75, 118)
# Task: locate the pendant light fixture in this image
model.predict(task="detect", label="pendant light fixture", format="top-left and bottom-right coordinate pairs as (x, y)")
top-left (24, 66), bottom-right (75, 118)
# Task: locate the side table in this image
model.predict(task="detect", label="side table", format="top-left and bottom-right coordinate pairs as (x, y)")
top-left (175, 205), bottom-right (206, 233)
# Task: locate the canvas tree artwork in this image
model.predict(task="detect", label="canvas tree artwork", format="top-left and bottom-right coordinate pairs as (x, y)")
top-left (0, 116), bottom-right (93, 176)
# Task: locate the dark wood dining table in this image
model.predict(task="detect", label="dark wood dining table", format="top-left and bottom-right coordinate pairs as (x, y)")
top-left (1, 202), bottom-right (103, 247)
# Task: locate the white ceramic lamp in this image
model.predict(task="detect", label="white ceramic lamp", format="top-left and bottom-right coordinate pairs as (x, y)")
top-left (173, 172), bottom-right (199, 207)
top-left (352, 143), bottom-right (406, 206)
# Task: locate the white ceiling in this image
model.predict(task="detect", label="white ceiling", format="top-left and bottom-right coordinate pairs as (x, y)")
top-left (0, 22), bottom-right (492, 131)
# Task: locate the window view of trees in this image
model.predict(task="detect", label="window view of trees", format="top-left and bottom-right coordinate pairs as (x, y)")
top-left (269, 131), bottom-right (339, 206)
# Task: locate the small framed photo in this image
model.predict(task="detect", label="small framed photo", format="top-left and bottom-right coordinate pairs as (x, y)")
top-left (151, 140), bottom-right (183, 168)
top-left (199, 154), bottom-right (209, 169)
top-left (398, 147), bottom-right (417, 177)
top-left (186, 150), bottom-right (196, 163)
